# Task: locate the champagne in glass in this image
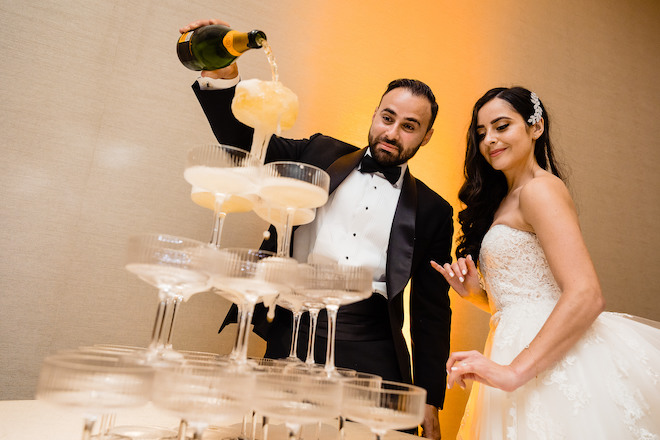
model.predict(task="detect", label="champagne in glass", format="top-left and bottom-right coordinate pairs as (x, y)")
top-left (191, 186), bottom-right (256, 213)
top-left (258, 162), bottom-right (330, 257)
top-left (184, 144), bottom-right (260, 247)
top-left (231, 79), bottom-right (298, 163)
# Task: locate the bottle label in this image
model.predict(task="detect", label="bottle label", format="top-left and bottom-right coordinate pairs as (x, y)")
top-left (222, 30), bottom-right (242, 57)
top-left (178, 31), bottom-right (193, 44)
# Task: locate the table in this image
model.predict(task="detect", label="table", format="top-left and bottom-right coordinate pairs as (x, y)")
top-left (0, 400), bottom-right (418, 440)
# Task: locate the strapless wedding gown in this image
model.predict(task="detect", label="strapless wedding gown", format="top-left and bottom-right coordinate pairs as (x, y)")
top-left (457, 225), bottom-right (660, 440)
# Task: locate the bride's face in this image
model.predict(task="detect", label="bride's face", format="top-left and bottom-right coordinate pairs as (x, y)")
top-left (476, 98), bottom-right (538, 173)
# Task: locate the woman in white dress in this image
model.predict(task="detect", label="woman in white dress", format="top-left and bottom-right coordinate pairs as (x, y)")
top-left (432, 86), bottom-right (659, 439)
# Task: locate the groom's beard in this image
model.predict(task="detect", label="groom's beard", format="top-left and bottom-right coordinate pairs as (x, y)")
top-left (368, 135), bottom-right (422, 167)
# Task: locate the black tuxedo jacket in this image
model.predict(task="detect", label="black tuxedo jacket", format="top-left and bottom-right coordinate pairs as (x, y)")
top-left (193, 83), bottom-right (453, 408)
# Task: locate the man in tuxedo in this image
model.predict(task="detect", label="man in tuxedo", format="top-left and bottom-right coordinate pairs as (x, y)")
top-left (182, 19), bottom-right (453, 440)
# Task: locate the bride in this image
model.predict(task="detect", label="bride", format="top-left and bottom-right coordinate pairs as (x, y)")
top-left (432, 86), bottom-right (659, 439)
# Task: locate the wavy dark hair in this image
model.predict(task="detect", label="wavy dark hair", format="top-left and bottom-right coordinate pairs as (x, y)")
top-left (456, 86), bottom-right (563, 260)
top-left (382, 78), bottom-right (438, 132)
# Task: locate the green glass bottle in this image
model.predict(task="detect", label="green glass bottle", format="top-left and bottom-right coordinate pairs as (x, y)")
top-left (177, 25), bottom-right (267, 71)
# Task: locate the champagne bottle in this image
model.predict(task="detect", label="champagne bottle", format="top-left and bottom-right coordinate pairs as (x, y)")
top-left (177, 25), bottom-right (267, 71)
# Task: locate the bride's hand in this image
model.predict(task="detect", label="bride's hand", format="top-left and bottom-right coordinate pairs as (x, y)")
top-left (431, 255), bottom-right (481, 298)
top-left (446, 350), bottom-right (522, 392)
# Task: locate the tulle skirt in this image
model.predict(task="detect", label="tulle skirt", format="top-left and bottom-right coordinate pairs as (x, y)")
top-left (457, 309), bottom-right (660, 440)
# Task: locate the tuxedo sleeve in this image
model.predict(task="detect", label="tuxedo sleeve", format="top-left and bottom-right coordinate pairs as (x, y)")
top-left (193, 82), bottom-right (324, 162)
top-left (410, 198), bottom-right (453, 408)
top-left (192, 82), bottom-right (255, 150)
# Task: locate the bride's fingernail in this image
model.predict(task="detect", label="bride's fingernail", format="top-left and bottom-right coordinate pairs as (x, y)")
top-left (462, 269), bottom-right (467, 275)
top-left (459, 277), bottom-right (464, 282)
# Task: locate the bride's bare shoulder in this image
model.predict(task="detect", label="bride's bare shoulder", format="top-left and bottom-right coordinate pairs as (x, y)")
top-left (520, 171), bottom-right (576, 226)
top-left (521, 171), bottom-right (569, 202)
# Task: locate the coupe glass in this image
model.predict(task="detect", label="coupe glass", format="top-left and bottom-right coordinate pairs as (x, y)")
top-left (298, 263), bottom-right (373, 376)
top-left (183, 144), bottom-right (261, 247)
top-left (210, 248), bottom-right (298, 364)
top-left (258, 161), bottom-right (329, 256)
top-left (35, 351), bottom-right (154, 440)
top-left (231, 78), bottom-right (299, 163)
top-left (125, 234), bottom-right (211, 362)
top-left (337, 372), bottom-right (382, 440)
top-left (273, 285), bottom-right (309, 364)
top-left (254, 370), bottom-right (343, 440)
top-left (253, 197), bottom-right (316, 257)
top-left (46, 345), bottom-right (165, 439)
top-left (342, 380), bottom-right (426, 440)
top-left (151, 360), bottom-right (255, 440)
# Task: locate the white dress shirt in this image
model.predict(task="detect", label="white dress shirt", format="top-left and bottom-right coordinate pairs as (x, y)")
top-left (293, 154), bottom-right (406, 298)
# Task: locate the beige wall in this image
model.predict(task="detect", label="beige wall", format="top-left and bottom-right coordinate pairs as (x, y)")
top-left (1, 0), bottom-right (658, 438)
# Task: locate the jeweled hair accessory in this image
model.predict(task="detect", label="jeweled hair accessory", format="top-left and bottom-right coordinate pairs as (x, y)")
top-left (527, 92), bottom-right (543, 125)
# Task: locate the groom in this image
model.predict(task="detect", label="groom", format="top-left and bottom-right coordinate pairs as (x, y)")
top-left (182, 18), bottom-right (453, 439)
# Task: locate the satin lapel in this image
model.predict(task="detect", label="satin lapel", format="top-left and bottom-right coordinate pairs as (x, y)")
top-left (386, 169), bottom-right (417, 301)
top-left (326, 148), bottom-right (366, 193)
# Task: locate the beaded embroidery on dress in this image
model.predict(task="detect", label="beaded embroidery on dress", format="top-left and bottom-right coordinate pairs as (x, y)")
top-left (457, 224), bottom-right (660, 440)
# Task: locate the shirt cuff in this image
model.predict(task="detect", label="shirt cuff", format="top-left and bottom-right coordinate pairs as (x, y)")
top-left (196, 75), bottom-right (240, 90)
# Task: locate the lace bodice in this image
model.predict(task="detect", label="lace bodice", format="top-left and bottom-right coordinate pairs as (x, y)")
top-left (459, 224), bottom-right (660, 439)
top-left (479, 224), bottom-right (562, 314)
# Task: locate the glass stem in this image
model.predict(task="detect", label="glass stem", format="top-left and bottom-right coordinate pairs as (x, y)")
top-left (275, 222), bottom-right (285, 257)
top-left (324, 305), bottom-right (339, 375)
top-left (251, 127), bottom-right (266, 164)
top-left (229, 303), bottom-right (244, 361)
top-left (305, 307), bottom-right (320, 365)
top-left (279, 208), bottom-right (295, 257)
top-left (164, 296), bottom-right (183, 349)
top-left (96, 412), bottom-right (115, 437)
top-left (240, 412), bottom-right (249, 440)
top-left (211, 193), bottom-right (228, 247)
top-left (288, 310), bottom-right (302, 360)
top-left (251, 410), bottom-right (258, 440)
top-left (81, 416), bottom-right (96, 440)
top-left (236, 300), bottom-right (256, 363)
top-left (262, 416), bottom-right (269, 440)
top-left (177, 419), bottom-right (188, 440)
top-left (149, 296), bottom-right (168, 351)
top-left (286, 423), bottom-right (302, 440)
top-left (155, 297), bottom-right (173, 350)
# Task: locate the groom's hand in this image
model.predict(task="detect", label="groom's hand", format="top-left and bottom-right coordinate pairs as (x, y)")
top-left (421, 404), bottom-right (441, 439)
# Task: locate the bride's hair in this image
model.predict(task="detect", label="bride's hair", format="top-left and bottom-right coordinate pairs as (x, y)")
top-left (456, 86), bottom-right (564, 260)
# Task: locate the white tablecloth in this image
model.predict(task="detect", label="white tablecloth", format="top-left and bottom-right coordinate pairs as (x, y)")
top-left (0, 400), bottom-right (418, 440)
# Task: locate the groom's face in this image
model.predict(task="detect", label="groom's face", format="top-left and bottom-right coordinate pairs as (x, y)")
top-left (368, 88), bottom-right (434, 167)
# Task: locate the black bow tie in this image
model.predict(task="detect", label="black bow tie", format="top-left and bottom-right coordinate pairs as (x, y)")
top-left (359, 154), bottom-right (402, 185)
